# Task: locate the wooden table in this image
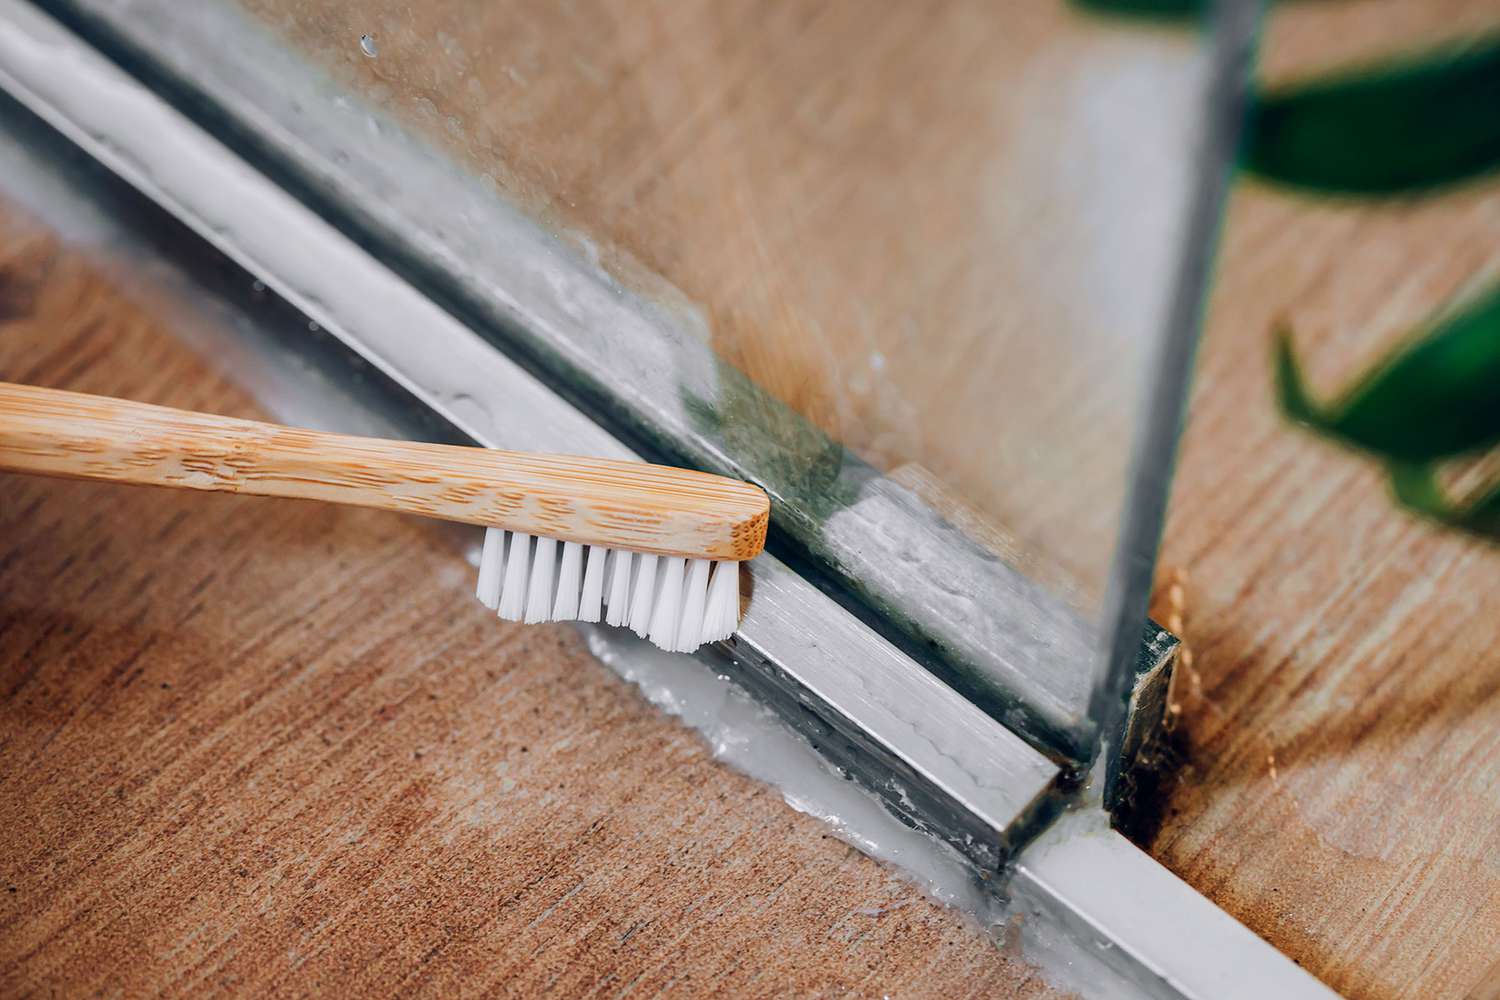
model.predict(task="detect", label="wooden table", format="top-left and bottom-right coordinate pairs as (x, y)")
top-left (1142, 6), bottom-right (1500, 999)
top-left (5, 1), bottom-right (1500, 994)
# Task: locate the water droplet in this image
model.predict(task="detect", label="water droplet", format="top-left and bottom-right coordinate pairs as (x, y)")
top-left (359, 34), bottom-right (378, 58)
top-left (308, 321), bottom-right (320, 332)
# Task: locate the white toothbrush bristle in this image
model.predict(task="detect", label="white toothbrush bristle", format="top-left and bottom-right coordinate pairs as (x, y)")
top-left (604, 549), bottom-right (633, 627)
top-left (578, 545), bottom-right (606, 623)
top-left (473, 529), bottom-right (743, 653)
top-left (647, 557), bottom-right (685, 650)
top-left (705, 559), bottom-right (740, 642)
top-left (627, 553), bottom-right (660, 638)
top-left (524, 536), bottom-right (558, 624)
top-left (553, 541), bottom-right (583, 620)
top-left (498, 531), bottom-right (532, 621)
top-left (677, 558), bottom-right (711, 653)
top-left (476, 527), bottom-right (504, 610)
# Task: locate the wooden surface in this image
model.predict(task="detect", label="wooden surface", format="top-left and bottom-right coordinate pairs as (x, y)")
top-left (1141, 7), bottom-right (1500, 1000)
top-left (5, 5), bottom-right (1500, 998)
top-left (0, 381), bottom-right (769, 561)
top-left (241, 1), bottom-right (1500, 993)
top-left (0, 209), bottom-right (1060, 997)
top-left (1145, 213), bottom-right (1500, 995)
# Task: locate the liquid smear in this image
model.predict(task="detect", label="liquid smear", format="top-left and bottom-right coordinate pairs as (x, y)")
top-left (582, 627), bottom-right (1142, 1000)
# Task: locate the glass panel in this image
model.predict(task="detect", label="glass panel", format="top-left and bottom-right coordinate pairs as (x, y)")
top-left (45, 0), bottom-right (1240, 760)
top-left (231, 0), bottom-right (1206, 615)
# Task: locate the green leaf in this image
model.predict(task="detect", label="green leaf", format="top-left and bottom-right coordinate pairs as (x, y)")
top-left (1243, 37), bottom-right (1500, 194)
top-left (1070, 0), bottom-right (1205, 20)
top-left (1389, 462), bottom-right (1500, 537)
top-left (1275, 280), bottom-right (1500, 463)
top-left (1069, 0), bottom-right (1332, 25)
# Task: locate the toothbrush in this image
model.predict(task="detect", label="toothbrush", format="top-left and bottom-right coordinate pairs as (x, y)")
top-left (0, 381), bottom-right (768, 653)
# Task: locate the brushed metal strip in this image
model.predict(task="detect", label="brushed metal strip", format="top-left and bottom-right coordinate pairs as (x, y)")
top-left (0, 0), bottom-right (1058, 867)
top-left (1010, 809), bottom-right (1339, 999)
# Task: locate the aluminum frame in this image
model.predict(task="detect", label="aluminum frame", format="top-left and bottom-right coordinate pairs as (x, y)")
top-left (0, 5), bottom-right (1336, 995)
top-left (1011, 809), bottom-right (1335, 998)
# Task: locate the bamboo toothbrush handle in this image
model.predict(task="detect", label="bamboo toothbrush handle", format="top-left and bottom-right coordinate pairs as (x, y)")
top-left (0, 381), bottom-right (769, 561)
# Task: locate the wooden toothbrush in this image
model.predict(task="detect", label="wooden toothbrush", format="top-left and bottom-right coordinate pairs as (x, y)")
top-left (0, 381), bottom-right (768, 653)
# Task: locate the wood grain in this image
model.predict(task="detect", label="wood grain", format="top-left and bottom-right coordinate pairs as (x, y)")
top-left (0, 207), bottom-right (1061, 997)
top-left (0, 381), bottom-right (769, 561)
top-left (6, 2), bottom-right (1500, 996)
top-left (1142, 6), bottom-right (1500, 999)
